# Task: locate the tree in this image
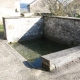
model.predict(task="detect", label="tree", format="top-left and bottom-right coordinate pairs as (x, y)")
top-left (48, 0), bottom-right (66, 16)
top-left (48, 0), bottom-right (80, 17)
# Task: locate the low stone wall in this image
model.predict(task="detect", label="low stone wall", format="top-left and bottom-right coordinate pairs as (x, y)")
top-left (42, 46), bottom-right (80, 71)
top-left (3, 16), bottom-right (80, 45)
top-left (44, 16), bottom-right (80, 46)
top-left (3, 16), bottom-right (43, 43)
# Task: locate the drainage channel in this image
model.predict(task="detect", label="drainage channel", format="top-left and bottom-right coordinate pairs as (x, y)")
top-left (10, 37), bottom-right (70, 69)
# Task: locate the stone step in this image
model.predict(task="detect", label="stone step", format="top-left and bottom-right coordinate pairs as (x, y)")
top-left (41, 46), bottom-right (80, 71)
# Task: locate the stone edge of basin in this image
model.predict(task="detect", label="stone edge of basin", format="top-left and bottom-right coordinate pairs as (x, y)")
top-left (41, 46), bottom-right (80, 71)
top-left (1, 40), bottom-right (35, 69)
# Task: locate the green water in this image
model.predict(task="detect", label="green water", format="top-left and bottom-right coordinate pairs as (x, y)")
top-left (10, 38), bottom-right (69, 63)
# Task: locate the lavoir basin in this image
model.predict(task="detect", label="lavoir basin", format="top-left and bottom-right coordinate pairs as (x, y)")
top-left (10, 37), bottom-right (70, 69)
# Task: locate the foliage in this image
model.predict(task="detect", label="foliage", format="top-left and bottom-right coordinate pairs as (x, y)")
top-left (48, 0), bottom-right (67, 16)
top-left (48, 0), bottom-right (80, 17)
top-left (76, 14), bottom-right (80, 18)
top-left (0, 25), bottom-right (3, 32)
top-left (20, 13), bottom-right (24, 17)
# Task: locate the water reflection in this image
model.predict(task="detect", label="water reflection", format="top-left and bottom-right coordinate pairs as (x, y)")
top-left (10, 37), bottom-right (70, 68)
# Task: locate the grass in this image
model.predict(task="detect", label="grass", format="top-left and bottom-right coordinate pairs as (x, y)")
top-left (0, 25), bottom-right (4, 37)
top-left (0, 25), bottom-right (4, 32)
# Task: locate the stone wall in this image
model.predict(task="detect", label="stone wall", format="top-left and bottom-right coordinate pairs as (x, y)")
top-left (3, 17), bottom-right (43, 43)
top-left (30, 0), bottom-right (55, 13)
top-left (3, 16), bottom-right (80, 46)
top-left (44, 16), bottom-right (80, 46)
top-left (0, 0), bottom-right (20, 24)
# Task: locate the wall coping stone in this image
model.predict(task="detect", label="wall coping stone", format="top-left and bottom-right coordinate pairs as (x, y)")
top-left (44, 16), bottom-right (80, 20)
top-left (3, 16), bottom-right (42, 19)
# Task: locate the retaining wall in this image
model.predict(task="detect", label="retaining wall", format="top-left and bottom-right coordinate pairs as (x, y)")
top-left (44, 16), bottom-right (80, 46)
top-left (3, 16), bottom-right (80, 46)
top-left (3, 17), bottom-right (43, 43)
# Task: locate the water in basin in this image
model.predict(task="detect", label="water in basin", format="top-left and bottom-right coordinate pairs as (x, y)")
top-left (10, 37), bottom-right (70, 68)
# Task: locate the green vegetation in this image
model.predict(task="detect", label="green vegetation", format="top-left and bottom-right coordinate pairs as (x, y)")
top-left (20, 13), bottom-right (24, 17)
top-left (0, 25), bottom-right (4, 32)
top-left (48, 0), bottom-right (80, 17)
top-left (0, 25), bottom-right (4, 37)
top-left (76, 14), bottom-right (80, 18)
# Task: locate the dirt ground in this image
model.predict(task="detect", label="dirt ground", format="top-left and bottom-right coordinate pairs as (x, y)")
top-left (0, 39), bottom-right (80, 80)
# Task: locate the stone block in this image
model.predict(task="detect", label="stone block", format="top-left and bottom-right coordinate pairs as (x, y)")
top-left (41, 46), bottom-right (80, 71)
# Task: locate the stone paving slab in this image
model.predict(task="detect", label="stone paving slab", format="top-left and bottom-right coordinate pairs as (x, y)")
top-left (35, 58), bottom-right (80, 80)
top-left (0, 39), bottom-right (80, 80)
top-left (0, 40), bottom-right (34, 80)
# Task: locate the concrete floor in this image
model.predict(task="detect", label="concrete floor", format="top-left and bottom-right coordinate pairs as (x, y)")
top-left (0, 39), bottom-right (80, 80)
